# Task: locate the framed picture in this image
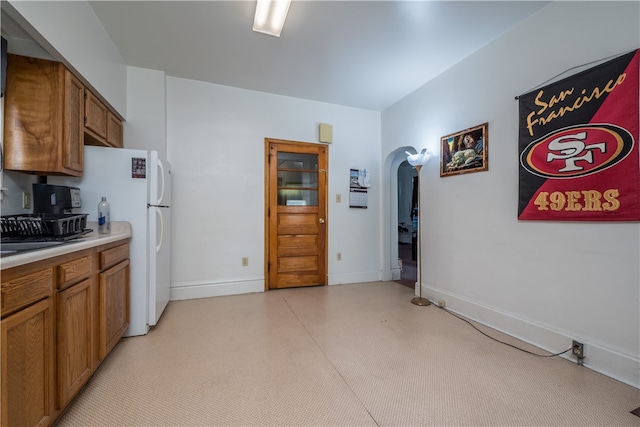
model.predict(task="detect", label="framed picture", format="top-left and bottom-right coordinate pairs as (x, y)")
top-left (440, 122), bottom-right (488, 177)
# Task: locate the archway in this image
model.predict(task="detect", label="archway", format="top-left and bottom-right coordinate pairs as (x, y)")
top-left (397, 160), bottom-right (417, 287)
top-left (382, 147), bottom-right (418, 286)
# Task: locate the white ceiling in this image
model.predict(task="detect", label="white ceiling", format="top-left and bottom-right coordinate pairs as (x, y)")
top-left (86, 1), bottom-right (549, 111)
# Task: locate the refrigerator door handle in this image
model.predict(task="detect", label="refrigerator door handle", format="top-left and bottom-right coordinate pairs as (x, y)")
top-left (157, 158), bottom-right (166, 205)
top-left (156, 206), bottom-right (164, 254)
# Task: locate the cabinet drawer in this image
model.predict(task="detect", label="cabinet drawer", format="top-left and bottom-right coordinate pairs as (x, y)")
top-left (57, 256), bottom-right (92, 290)
top-left (99, 244), bottom-right (129, 270)
top-left (1, 268), bottom-right (53, 316)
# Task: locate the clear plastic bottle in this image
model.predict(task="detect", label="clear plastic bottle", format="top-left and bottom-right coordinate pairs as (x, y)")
top-left (98, 196), bottom-right (111, 234)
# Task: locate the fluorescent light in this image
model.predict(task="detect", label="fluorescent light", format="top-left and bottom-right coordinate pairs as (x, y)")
top-left (253, 0), bottom-right (291, 37)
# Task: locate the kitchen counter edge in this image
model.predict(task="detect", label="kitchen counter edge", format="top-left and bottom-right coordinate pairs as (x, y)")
top-left (1, 221), bottom-right (132, 270)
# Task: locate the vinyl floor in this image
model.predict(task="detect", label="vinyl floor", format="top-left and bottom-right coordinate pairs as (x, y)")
top-left (57, 281), bottom-right (640, 426)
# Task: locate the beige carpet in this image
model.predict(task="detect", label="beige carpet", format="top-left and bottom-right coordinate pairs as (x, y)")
top-left (57, 282), bottom-right (640, 426)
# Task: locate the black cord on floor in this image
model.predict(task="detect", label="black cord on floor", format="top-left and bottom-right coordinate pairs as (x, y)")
top-left (433, 303), bottom-right (572, 358)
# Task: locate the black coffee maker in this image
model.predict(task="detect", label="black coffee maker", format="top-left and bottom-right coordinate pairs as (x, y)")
top-left (32, 183), bottom-right (82, 214)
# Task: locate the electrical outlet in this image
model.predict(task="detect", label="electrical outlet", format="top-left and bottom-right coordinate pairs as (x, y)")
top-left (437, 300), bottom-right (446, 308)
top-left (572, 340), bottom-right (585, 359)
top-left (336, 252), bottom-right (342, 261)
top-left (22, 192), bottom-right (31, 209)
top-left (242, 257), bottom-right (249, 267)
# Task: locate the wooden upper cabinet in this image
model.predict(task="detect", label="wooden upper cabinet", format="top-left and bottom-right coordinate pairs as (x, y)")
top-left (106, 111), bottom-right (124, 148)
top-left (84, 88), bottom-right (124, 148)
top-left (64, 70), bottom-right (85, 173)
top-left (3, 54), bottom-right (125, 176)
top-left (3, 54), bottom-right (84, 176)
top-left (84, 90), bottom-right (108, 141)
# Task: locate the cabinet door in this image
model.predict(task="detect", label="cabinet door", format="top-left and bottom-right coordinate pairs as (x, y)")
top-left (63, 70), bottom-right (84, 173)
top-left (84, 90), bottom-right (108, 140)
top-left (56, 278), bottom-right (93, 409)
top-left (3, 54), bottom-right (82, 176)
top-left (99, 259), bottom-right (130, 360)
top-left (1, 298), bottom-right (54, 427)
top-left (106, 111), bottom-right (123, 148)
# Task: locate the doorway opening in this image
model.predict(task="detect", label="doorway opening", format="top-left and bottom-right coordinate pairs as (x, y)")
top-left (397, 161), bottom-right (417, 288)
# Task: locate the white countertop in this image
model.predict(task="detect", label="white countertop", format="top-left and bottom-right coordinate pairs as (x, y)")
top-left (1, 221), bottom-right (132, 270)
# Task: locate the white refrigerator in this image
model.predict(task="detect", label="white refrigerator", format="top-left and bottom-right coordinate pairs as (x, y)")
top-left (49, 145), bottom-right (171, 336)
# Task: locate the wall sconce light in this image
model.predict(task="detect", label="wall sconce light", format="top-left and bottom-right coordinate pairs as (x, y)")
top-left (253, 0), bottom-right (292, 37)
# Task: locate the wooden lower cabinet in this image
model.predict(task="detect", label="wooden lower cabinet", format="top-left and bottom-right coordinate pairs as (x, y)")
top-left (56, 278), bottom-right (94, 409)
top-left (1, 240), bottom-right (130, 427)
top-left (99, 259), bottom-right (130, 359)
top-left (1, 298), bottom-right (54, 427)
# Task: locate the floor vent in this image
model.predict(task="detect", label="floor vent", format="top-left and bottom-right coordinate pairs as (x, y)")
top-left (631, 407), bottom-right (640, 418)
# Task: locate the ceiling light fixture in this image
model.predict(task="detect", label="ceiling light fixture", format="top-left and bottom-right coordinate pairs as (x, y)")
top-left (253, 0), bottom-right (291, 37)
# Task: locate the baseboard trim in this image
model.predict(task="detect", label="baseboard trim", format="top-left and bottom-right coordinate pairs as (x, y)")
top-left (423, 284), bottom-right (639, 389)
top-left (170, 271), bottom-right (382, 299)
top-left (171, 278), bottom-right (264, 300)
top-left (328, 271), bottom-right (381, 286)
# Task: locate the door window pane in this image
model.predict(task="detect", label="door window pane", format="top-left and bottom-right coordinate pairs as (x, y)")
top-left (277, 152), bottom-right (318, 170)
top-left (278, 171), bottom-right (318, 188)
top-left (277, 152), bottom-right (318, 206)
top-left (278, 190), bottom-right (318, 206)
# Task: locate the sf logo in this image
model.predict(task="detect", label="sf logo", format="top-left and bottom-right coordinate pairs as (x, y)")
top-left (546, 131), bottom-right (606, 173)
top-left (521, 124), bottom-right (633, 179)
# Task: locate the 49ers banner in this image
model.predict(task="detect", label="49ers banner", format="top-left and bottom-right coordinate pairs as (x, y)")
top-left (518, 49), bottom-right (639, 221)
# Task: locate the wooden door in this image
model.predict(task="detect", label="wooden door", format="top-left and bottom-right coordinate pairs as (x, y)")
top-left (266, 139), bottom-right (327, 289)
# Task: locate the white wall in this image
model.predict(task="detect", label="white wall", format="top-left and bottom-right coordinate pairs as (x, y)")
top-left (125, 66), bottom-right (167, 158)
top-left (1, 0), bottom-right (127, 213)
top-left (382, 1), bottom-right (640, 388)
top-left (166, 77), bottom-right (381, 299)
top-left (5, 0), bottom-right (127, 116)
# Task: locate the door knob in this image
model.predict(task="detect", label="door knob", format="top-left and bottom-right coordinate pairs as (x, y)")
top-left (319, 218), bottom-right (325, 224)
